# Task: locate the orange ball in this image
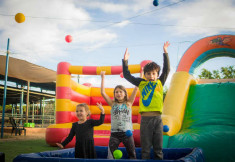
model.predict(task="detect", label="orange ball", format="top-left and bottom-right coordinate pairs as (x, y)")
top-left (15, 13), bottom-right (25, 23)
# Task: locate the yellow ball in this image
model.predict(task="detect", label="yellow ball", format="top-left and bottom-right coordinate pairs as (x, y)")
top-left (15, 13), bottom-right (25, 23)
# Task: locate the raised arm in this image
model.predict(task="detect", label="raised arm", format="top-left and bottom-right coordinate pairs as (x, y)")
top-left (91, 102), bottom-right (105, 126)
top-left (96, 102), bottom-right (105, 115)
top-left (122, 48), bottom-right (144, 86)
top-left (127, 86), bottom-right (138, 105)
top-left (159, 41), bottom-right (170, 85)
top-left (100, 71), bottom-right (113, 106)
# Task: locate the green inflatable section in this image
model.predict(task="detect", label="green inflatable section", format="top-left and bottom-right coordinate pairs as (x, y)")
top-left (167, 82), bottom-right (235, 162)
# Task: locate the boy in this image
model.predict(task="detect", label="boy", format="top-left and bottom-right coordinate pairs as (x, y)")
top-left (122, 41), bottom-right (170, 160)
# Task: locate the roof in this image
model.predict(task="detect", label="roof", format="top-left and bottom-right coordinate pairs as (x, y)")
top-left (0, 55), bottom-right (56, 83)
top-left (0, 55), bottom-right (56, 105)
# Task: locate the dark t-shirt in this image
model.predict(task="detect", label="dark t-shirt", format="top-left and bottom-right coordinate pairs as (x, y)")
top-left (61, 113), bottom-right (105, 158)
top-left (122, 53), bottom-right (170, 86)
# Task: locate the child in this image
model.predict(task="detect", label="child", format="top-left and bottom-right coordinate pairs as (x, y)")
top-left (122, 41), bottom-right (170, 160)
top-left (100, 71), bottom-right (138, 159)
top-left (56, 103), bottom-right (105, 158)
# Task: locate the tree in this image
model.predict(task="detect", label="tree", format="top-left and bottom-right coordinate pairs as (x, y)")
top-left (221, 66), bottom-right (235, 79)
top-left (198, 68), bottom-right (213, 79)
top-left (212, 70), bottom-right (221, 79)
top-left (198, 66), bottom-right (235, 79)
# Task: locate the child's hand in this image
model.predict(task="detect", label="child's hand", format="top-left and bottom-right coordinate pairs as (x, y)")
top-left (124, 48), bottom-right (130, 61)
top-left (101, 71), bottom-right (105, 78)
top-left (97, 102), bottom-right (105, 114)
top-left (56, 143), bottom-right (64, 149)
top-left (163, 41), bottom-right (170, 53)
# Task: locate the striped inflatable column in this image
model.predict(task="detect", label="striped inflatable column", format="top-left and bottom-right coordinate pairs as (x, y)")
top-left (56, 62), bottom-right (73, 124)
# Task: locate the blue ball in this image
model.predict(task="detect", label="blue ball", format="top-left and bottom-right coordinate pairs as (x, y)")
top-left (153, 0), bottom-right (159, 6)
top-left (125, 130), bottom-right (133, 137)
top-left (163, 125), bottom-right (169, 132)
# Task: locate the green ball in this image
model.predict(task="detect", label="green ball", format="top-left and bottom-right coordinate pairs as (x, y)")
top-left (113, 149), bottom-right (123, 159)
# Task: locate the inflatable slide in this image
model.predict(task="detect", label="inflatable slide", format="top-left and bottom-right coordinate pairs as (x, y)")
top-left (162, 35), bottom-right (235, 162)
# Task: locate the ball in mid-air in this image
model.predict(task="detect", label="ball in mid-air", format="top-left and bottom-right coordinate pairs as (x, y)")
top-left (153, 0), bottom-right (159, 6)
top-left (65, 35), bottom-right (73, 43)
top-left (15, 13), bottom-right (25, 23)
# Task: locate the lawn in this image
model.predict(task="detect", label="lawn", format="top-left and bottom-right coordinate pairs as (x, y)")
top-left (0, 137), bottom-right (58, 162)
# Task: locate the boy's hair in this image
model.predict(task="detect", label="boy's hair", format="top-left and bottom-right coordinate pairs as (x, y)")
top-left (76, 103), bottom-right (91, 117)
top-left (113, 85), bottom-right (128, 103)
top-left (143, 62), bottom-right (161, 75)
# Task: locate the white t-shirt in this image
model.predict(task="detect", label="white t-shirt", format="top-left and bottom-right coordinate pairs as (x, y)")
top-left (110, 103), bottom-right (133, 132)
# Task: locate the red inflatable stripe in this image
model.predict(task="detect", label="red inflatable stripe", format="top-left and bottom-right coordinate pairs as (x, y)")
top-left (83, 66), bottom-right (97, 75)
top-left (56, 87), bottom-right (71, 99)
top-left (133, 97), bottom-right (139, 105)
top-left (46, 128), bottom-right (71, 146)
top-left (111, 66), bottom-right (122, 74)
top-left (90, 97), bottom-right (111, 106)
top-left (57, 62), bottom-right (71, 75)
top-left (71, 90), bottom-right (90, 104)
top-left (56, 111), bottom-right (78, 124)
top-left (90, 96), bottom-right (139, 106)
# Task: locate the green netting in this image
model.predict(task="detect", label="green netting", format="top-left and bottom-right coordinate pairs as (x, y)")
top-left (167, 82), bottom-right (235, 162)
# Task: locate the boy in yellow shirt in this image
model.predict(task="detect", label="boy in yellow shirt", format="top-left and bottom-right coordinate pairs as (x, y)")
top-left (122, 41), bottom-right (170, 160)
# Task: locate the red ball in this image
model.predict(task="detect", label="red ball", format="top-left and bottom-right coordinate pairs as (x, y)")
top-left (65, 35), bottom-right (72, 43)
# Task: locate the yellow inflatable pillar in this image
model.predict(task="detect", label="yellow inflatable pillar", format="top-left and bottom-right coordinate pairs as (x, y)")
top-left (162, 72), bottom-right (197, 136)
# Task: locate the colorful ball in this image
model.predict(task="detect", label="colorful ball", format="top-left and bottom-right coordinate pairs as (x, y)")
top-left (113, 149), bottom-right (123, 159)
top-left (163, 125), bottom-right (169, 132)
top-left (125, 130), bottom-right (133, 137)
top-left (153, 0), bottom-right (159, 6)
top-left (65, 35), bottom-right (73, 43)
top-left (15, 13), bottom-right (25, 23)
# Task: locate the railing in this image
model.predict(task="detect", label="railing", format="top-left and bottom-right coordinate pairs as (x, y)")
top-left (0, 113), bottom-right (55, 128)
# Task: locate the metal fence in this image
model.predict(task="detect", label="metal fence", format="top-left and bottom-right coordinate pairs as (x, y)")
top-left (0, 113), bottom-right (55, 128)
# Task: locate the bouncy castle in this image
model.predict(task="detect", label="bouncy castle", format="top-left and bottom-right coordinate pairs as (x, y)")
top-left (46, 60), bottom-right (147, 147)
top-left (46, 35), bottom-right (235, 162)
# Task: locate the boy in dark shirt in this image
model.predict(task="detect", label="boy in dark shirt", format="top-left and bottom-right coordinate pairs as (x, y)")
top-left (122, 41), bottom-right (170, 159)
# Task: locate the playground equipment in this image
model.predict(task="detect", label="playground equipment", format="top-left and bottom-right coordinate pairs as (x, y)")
top-left (46, 60), bottom-right (151, 147)
top-left (162, 34), bottom-right (235, 162)
top-left (45, 34), bottom-right (235, 161)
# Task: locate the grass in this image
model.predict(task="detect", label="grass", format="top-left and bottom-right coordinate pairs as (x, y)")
top-left (0, 138), bottom-right (58, 162)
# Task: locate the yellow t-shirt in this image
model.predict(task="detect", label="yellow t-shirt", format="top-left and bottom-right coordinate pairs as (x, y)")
top-left (138, 80), bottom-right (163, 113)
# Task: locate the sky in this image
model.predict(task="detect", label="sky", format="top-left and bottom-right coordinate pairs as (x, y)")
top-left (0, 0), bottom-right (235, 88)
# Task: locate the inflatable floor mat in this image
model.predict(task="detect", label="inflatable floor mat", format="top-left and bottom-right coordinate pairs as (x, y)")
top-left (13, 146), bottom-right (205, 162)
